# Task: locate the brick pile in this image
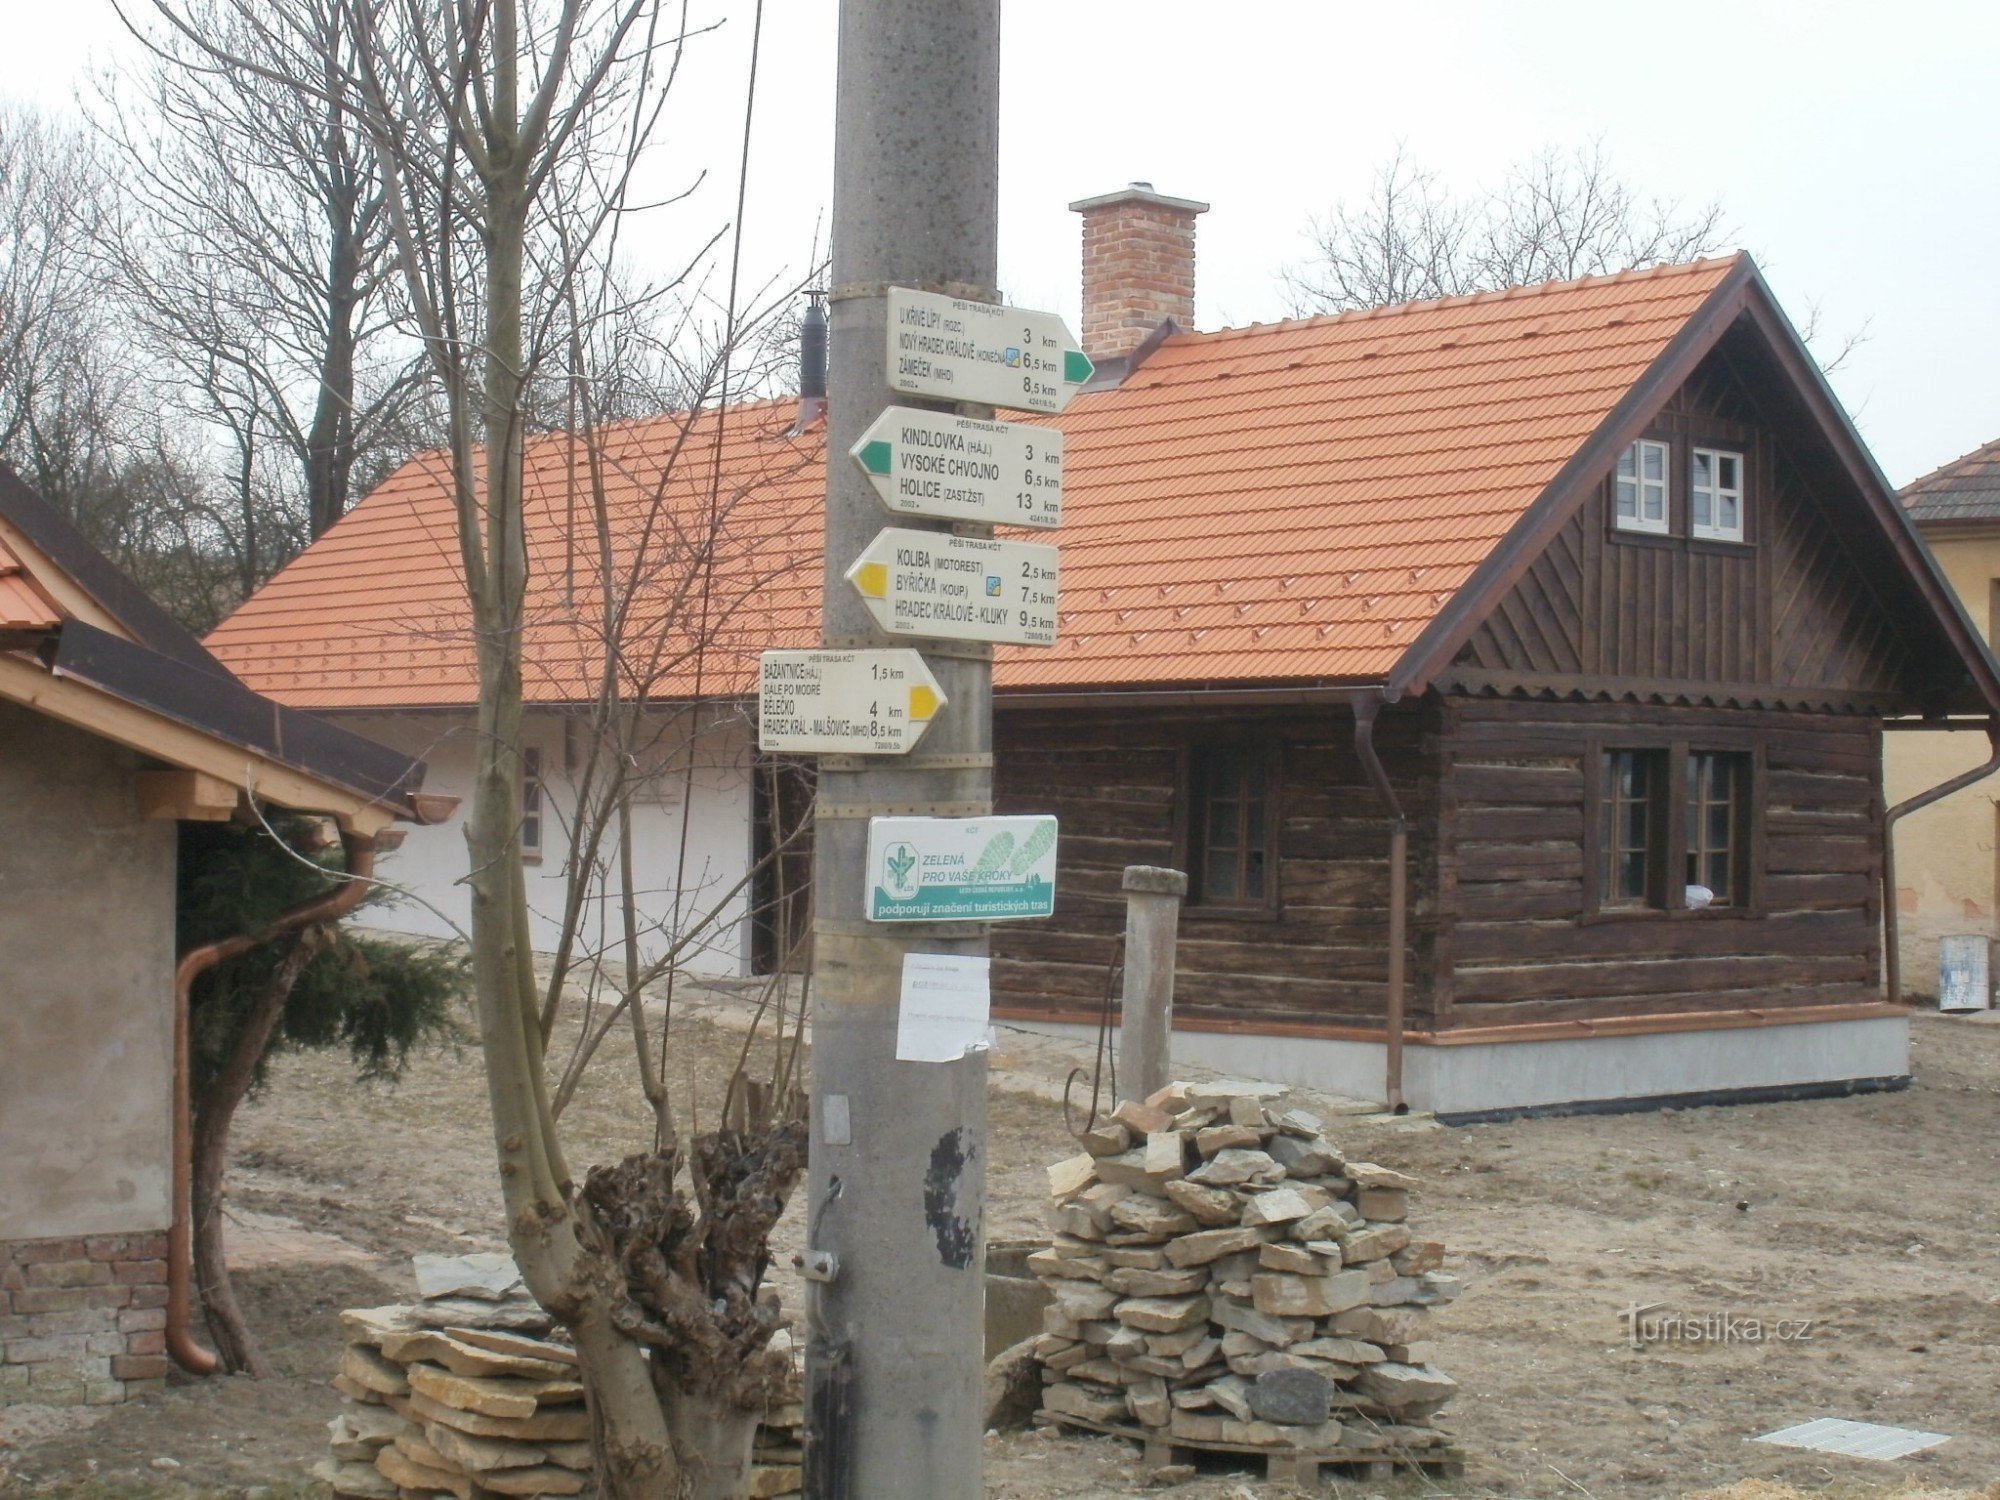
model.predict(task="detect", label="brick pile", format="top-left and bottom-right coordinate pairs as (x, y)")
top-left (0, 1232), bottom-right (170, 1407)
top-left (1033, 1081), bottom-right (1461, 1463)
top-left (321, 1260), bottom-right (804, 1499)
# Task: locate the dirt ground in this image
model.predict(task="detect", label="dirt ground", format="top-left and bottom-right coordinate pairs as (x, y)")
top-left (3, 992), bottom-right (1997, 1500)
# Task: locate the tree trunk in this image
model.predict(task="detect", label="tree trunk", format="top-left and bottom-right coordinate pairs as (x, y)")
top-left (455, 35), bottom-right (683, 1487)
top-left (190, 927), bottom-right (325, 1377)
top-left (661, 1384), bottom-right (759, 1500)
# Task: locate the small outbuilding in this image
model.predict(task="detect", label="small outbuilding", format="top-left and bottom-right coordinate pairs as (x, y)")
top-left (0, 468), bottom-right (436, 1404)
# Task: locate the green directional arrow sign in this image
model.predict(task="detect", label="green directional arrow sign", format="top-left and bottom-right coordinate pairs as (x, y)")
top-left (887, 286), bottom-right (1092, 414)
top-left (849, 407), bottom-right (1063, 528)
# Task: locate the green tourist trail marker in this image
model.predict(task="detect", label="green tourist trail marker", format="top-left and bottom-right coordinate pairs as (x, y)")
top-left (887, 286), bottom-right (1093, 414)
top-left (851, 406), bottom-right (1063, 529)
top-left (846, 527), bottom-right (1058, 646)
top-left (866, 814), bottom-right (1059, 922)
top-left (757, 649), bottom-right (947, 755)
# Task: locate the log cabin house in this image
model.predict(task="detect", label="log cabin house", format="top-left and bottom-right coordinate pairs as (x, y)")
top-left (202, 187), bottom-right (2000, 1117)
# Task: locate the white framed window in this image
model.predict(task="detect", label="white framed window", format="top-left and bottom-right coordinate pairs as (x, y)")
top-left (1614, 439), bottom-right (1671, 535)
top-left (520, 746), bottom-right (545, 860)
top-left (1691, 447), bottom-right (1745, 542)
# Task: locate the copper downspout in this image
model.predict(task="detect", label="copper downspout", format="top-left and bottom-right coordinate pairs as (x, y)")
top-left (167, 830), bottom-right (377, 1375)
top-left (1353, 694), bottom-right (1409, 1113)
top-left (1880, 718), bottom-right (2000, 1007)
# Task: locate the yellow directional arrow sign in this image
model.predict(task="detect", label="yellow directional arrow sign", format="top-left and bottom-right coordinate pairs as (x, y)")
top-left (887, 287), bottom-right (1093, 414)
top-left (845, 528), bottom-right (1058, 647)
top-left (757, 650), bottom-right (947, 754)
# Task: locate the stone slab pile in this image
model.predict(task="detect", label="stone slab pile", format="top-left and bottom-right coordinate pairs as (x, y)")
top-left (1034, 1081), bottom-right (1462, 1460)
top-left (319, 1254), bottom-right (804, 1499)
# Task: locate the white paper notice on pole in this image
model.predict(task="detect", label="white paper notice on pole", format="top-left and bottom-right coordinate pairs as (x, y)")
top-left (895, 953), bottom-right (993, 1063)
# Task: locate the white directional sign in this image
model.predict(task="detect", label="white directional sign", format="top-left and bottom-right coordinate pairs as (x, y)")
top-left (888, 287), bottom-right (1094, 414)
top-left (757, 649), bottom-right (946, 755)
top-left (851, 407), bottom-right (1063, 529)
top-left (845, 528), bottom-right (1058, 647)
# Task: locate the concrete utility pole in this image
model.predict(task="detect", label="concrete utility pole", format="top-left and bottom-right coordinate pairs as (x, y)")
top-left (804, 4), bottom-right (1000, 1497)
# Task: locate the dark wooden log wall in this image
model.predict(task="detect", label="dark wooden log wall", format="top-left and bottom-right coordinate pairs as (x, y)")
top-left (1436, 697), bottom-right (1883, 1030)
top-left (990, 704), bottom-right (1438, 1030)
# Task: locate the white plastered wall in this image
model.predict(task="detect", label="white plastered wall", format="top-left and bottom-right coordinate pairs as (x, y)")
top-left (341, 706), bottom-right (758, 977)
top-left (0, 702), bottom-right (176, 1239)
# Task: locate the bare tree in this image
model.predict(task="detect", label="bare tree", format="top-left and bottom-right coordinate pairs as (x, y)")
top-left (0, 106), bottom-right (139, 519)
top-left (0, 104), bottom-right (247, 627)
top-left (97, 0), bottom-right (428, 572)
top-left (146, 1), bottom-right (822, 1491)
top-left (1283, 140), bottom-right (1731, 315)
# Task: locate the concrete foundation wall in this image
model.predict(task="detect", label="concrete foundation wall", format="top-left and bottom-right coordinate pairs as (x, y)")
top-left (338, 708), bottom-right (757, 977)
top-left (0, 701), bottom-right (176, 1241)
top-left (1002, 1014), bottom-right (1910, 1117)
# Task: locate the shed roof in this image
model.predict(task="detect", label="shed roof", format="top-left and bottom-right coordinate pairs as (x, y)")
top-left (207, 257), bottom-right (1744, 708)
top-left (0, 465), bottom-right (432, 830)
top-left (1901, 437), bottom-right (2000, 524)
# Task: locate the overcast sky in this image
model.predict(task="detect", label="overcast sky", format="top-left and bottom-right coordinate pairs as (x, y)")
top-left (7, 1), bottom-right (1997, 485)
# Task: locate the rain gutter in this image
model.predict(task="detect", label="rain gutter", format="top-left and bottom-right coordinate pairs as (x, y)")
top-left (166, 832), bottom-right (377, 1375)
top-left (1352, 689), bottom-right (1409, 1114)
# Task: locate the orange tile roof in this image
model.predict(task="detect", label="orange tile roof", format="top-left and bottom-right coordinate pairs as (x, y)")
top-left (207, 257), bottom-right (1740, 708)
top-left (0, 532), bottom-right (62, 632)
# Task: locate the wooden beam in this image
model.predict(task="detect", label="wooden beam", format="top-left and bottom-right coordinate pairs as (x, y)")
top-left (0, 515), bottom-right (133, 641)
top-left (0, 654), bottom-right (397, 836)
top-left (135, 769), bottom-right (239, 822)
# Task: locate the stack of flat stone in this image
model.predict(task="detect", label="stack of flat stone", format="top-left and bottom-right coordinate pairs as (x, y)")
top-left (1033, 1081), bottom-right (1461, 1462)
top-left (318, 1254), bottom-right (806, 1499)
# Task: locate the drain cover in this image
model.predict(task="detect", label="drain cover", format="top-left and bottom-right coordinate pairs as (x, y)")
top-left (1754, 1418), bottom-right (1951, 1460)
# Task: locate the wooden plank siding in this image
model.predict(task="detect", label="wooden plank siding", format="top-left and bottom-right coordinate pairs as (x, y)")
top-left (1437, 699), bottom-right (1883, 1030)
top-left (1425, 346), bottom-right (1905, 1030)
top-left (990, 705), bottom-right (1439, 1030)
top-left (1446, 348), bottom-right (1915, 706)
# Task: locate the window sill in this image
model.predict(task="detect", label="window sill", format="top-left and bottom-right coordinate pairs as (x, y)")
top-left (1607, 528), bottom-right (1679, 551)
top-left (1184, 902), bottom-right (1283, 924)
top-left (1581, 903), bottom-right (1763, 925)
top-left (521, 853), bottom-right (544, 867)
top-left (1688, 536), bottom-right (1754, 557)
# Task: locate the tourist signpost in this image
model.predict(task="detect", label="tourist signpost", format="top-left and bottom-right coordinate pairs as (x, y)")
top-left (757, 649), bottom-right (946, 755)
top-left (887, 286), bottom-right (1093, 414)
top-left (850, 406), bottom-right (1063, 528)
top-left (844, 528), bottom-right (1059, 647)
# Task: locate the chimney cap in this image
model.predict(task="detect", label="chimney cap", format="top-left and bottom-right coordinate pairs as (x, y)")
top-left (1068, 183), bottom-right (1210, 216)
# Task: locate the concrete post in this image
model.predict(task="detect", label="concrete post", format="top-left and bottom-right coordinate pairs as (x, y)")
top-left (803, 4), bottom-right (999, 1498)
top-left (1118, 865), bottom-right (1187, 1103)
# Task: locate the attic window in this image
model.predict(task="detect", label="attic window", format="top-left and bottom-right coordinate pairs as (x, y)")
top-left (1691, 448), bottom-right (1745, 542)
top-left (1614, 440), bottom-right (1670, 535)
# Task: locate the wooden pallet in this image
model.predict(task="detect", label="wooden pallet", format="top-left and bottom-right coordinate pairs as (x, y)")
top-left (1036, 1410), bottom-right (1466, 1486)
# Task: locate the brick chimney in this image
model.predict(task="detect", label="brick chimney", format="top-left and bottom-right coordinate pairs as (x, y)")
top-left (1069, 182), bottom-right (1209, 360)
